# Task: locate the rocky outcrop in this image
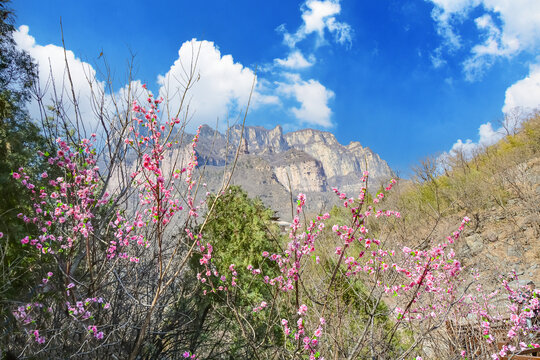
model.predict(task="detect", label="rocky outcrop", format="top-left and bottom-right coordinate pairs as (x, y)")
top-left (284, 129), bottom-right (393, 190)
top-left (176, 124), bottom-right (394, 219)
top-left (271, 149), bottom-right (328, 193)
top-left (241, 125), bottom-right (289, 155)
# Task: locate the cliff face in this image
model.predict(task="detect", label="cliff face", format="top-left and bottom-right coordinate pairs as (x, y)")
top-left (271, 149), bottom-right (328, 193)
top-left (283, 130), bottom-right (393, 192)
top-left (178, 124), bottom-right (394, 219)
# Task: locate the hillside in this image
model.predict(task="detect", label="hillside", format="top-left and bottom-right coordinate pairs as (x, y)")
top-left (389, 113), bottom-right (540, 288)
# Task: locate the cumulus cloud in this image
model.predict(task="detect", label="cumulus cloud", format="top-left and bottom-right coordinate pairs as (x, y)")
top-left (15, 19), bottom-right (338, 134)
top-left (276, 73), bottom-right (334, 128)
top-left (503, 62), bottom-right (540, 113)
top-left (112, 79), bottom-right (151, 116)
top-left (278, 0), bottom-right (352, 48)
top-left (15, 29), bottom-right (277, 133)
top-left (427, 0), bottom-right (540, 79)
top-left (431, 2), bottom-right (540, 158)
top-left (157, 39), bottom-right (279, 131)
top-left (442, 63), bottom-right (540, 161)
top-left (445, 63), bottom-right (540, 159)
top-left (274, 51), bottom-right (315, 69)
top-left (445, 121), bottom-right (504, 160)
top-left (13, 25), bottom-right (104, 133)
top-left (153, 3), bottom-right (343, 130)
top-left (267, 0), bottom-right (348, 128)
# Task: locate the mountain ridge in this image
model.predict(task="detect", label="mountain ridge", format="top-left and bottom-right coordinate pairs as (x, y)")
top-left (183, 124), bottom-right (395, 219)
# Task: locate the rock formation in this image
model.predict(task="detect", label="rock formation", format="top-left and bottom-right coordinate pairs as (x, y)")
top-left (177, 124), bottom-right (394, 219)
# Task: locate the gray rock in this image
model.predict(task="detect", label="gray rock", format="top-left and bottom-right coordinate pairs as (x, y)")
top-left (171, 124), bottom-right (395, 219)
top-left (507, 244), bottom-right (522, 258)
top-left (486, 232), bottom-right (499, 242)
top-left (464, 234), bottom-right (484, 256)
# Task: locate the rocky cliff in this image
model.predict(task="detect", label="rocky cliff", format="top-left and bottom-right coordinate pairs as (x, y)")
top-left (180, 124), bottom-right (394, 219)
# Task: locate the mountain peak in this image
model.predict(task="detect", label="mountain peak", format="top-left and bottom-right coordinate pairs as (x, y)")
top-left (181, 123), bottom-right (394, 218)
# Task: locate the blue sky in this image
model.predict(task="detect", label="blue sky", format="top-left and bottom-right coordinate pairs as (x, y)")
top-left (12, 0), bottom-right (540, 176)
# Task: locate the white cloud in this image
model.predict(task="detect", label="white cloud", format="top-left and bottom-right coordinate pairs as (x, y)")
top-left (157, 39), bottom-right (276, 130)
top-left (429, 2), bottom-right (474, 51)
top-left (462, 13), bottom-right (521, 80)
top-left (427, 0), bottom-right (540, 79)
top-left (448, 139), bottom-right (479, 158)
top-left (430, 47), bottom-right (447, 68)
top-left (477, 121), bottom-right (503, 145)
top-left (429, 0), bottom-right (480, 14)
top-left (251, 78), bottom-right (281, 106)
top-left (15, 23), bottom-right (336, 135)
top-left (446, 121), bottom-right (504, 159)
top-left (269, 0), bottom-right (347, 128)
top-left (431, 2), bottom-right (540, 159)
top-left (278, 0), bottom-right (352, 48)
top-left (15, 29), bottom-right (277, 133)
top-left (503, 62), bottom-right (540, 113)
top-left (276, 73), bottom-right (334, 128)
top-left (13, 25), bottom-right (105, 133)
top-left (443, 61), bottom-right (540, 160)
top-left (112, 79), bottom-right (150, 117)
top-left (274, 51), bottom-right (315, 69)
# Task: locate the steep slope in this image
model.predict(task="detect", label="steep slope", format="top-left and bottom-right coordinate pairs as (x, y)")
top-left (390, 114), bottom-right (540, 289)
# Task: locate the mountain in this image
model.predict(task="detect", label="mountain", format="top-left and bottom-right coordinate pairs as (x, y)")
top-left (184, 124), bottom-right (394, 220)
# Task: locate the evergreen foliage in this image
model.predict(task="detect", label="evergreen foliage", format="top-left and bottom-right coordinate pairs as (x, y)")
top-left (0, 0), bottom-right (52, 333)
top-left (200, 185), bottom-right (281, 290)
